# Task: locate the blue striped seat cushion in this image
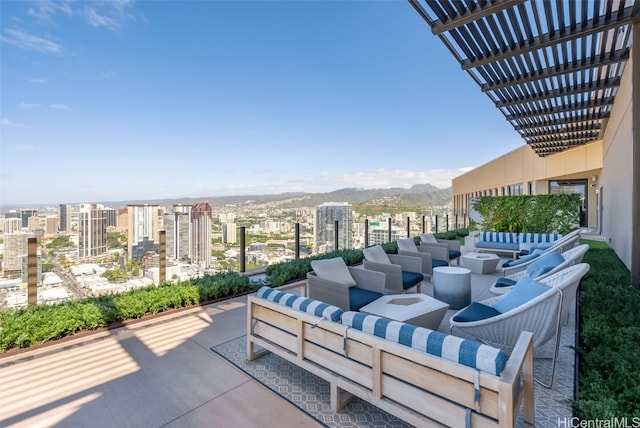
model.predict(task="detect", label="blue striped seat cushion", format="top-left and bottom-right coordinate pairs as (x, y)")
top-left (256, 286), bottom-right (343, 322)
top-left (342, 312), bottom-right (506, 376)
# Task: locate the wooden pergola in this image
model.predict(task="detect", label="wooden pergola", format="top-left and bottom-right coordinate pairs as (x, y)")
top-left (408, 0), bottom-right (640, 287)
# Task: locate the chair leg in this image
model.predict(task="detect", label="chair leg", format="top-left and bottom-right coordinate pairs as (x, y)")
top-left (535, 294), bottom-right (564, 388)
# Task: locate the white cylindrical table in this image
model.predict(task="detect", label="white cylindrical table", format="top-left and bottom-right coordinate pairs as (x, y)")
top-left (433, 266), bottom-right (471, 310)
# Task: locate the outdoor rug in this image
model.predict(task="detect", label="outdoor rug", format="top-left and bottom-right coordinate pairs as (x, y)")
top-left (211, 335), bottom-right (412, 428)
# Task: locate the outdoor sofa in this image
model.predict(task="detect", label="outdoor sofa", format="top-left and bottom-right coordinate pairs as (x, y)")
top-left (247, 284), bottom-right (534, 427)
top-left (473, 231), bottom-right (569, 259)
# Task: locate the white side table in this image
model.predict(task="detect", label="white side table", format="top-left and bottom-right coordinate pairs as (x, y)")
top-left (433, 266), bottom-right (471, 310)
top-left (461, 252), bottom-right (500, 274)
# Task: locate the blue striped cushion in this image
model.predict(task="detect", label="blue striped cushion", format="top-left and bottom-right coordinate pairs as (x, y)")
top-left (520, 233), bottom-right (562, 243)
top-left (256, 286), bottom-right (343, 322)
top-left (342, 312), bottom-right (506, 376)
top-left (480, 232), bottom-right (517, 244)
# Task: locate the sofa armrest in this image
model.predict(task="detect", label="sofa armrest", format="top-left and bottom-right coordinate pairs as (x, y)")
top-left (398, 249), bottom-right (433, 277)
top-left (387, 254), bottom-right (423, 273)
top-left (349, 267), bottom-right (387, 294)
top-left (437, 239), bottom-right (461, 251)
top-left (417, 244), bottom-right (449, 262)
top-left (362, 261), bottom-right (403, 294)
top-left (306, 272), bottom-right (351, 310)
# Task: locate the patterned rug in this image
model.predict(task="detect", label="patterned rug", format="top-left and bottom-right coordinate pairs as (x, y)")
top-left (211, 336), bottom-right (412, 428)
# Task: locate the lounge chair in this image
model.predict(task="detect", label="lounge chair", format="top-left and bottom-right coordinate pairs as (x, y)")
top-left (449, 263), bottom-right (590, 387)
top-left (490, 244), bottom-right (589, 296)
top-left (362, 245), bottom-right (423, 294)
top-left (396, 238), bottom-right (448, 280)
top-left (307, 257), bottom-right (385, 312)
top-left (419, 233), bottom-right (462, 265)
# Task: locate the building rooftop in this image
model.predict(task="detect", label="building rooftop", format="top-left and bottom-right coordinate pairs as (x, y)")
top-left (0, 254), bottom-right (578, 427)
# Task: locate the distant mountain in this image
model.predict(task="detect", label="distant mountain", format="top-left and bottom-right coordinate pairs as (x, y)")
top-left (87, 184), bottom-right (451, 209)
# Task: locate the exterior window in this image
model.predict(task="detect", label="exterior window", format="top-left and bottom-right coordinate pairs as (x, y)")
top-left (549, 180), bottom-right (588, 227)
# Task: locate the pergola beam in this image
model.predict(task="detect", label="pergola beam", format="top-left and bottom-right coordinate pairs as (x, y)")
top-left (430, 0), bottom-right (525, 35)
top-left (493, 77), bottom-right (622, 108)
top-left (461, 6), bottom-right (637, 70)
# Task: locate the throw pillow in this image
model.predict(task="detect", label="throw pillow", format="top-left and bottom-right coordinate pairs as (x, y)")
top-left (452, 302), bottom-right (502, 322)
top-left (310, 257), bottom-right (357, 287)
top-left (526, 251), bottom-right (565, 279)
top-left (363, 245), bottom-right (391, 264)
top-left (420, 233), bottom-right (438, 244)
top-left (493, 278), bottom-right (551, 313)
top-left (397, 238), bottom-right (418, 252)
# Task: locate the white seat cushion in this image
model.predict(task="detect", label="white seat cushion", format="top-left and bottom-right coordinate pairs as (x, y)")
top-left (310, 257), bottom-right (357, 287)
top-left (363, 246), bottom-right (391, 264)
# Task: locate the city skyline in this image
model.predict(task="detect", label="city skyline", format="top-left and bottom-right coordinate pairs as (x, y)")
top-left (1, 0), bottom-right (522, 206)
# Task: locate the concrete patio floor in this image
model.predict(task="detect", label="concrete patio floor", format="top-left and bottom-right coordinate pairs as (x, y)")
top-left (0, 252), bottom-right (579, 428)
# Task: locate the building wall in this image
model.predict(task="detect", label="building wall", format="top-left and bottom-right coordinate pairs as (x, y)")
top-left (452, 141), bottom-right (603, 229)
top-left (450, 57), bottom-right (635, 272)
top-left (599, 55), bottom-right (634, 271)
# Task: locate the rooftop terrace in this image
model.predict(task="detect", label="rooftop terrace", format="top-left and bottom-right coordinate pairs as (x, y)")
top-left (0, 246), bottom-right (582, 427)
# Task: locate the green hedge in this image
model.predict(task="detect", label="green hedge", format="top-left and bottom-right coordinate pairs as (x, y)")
top-left (0, 272), bottom-right (254, 354)
top-left (472, 194), bottom-right (580, 233)
top-left (573, 243), bottom-right (640, 418)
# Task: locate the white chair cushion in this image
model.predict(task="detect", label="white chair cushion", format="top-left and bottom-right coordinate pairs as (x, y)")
top-left (397, 238), bottom-right (418, 252)
top-left (363, 246), bottom-right (391, 264)
top-left (311, 257), bottom-right (357, 287)
top-left (420, 233), bottom-right (438, 244)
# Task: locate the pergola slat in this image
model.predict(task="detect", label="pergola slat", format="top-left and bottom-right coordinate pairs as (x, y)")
top-left (410, 0), bottom-right (638, 156)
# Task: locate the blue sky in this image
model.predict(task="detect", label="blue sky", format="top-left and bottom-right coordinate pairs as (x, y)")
top-left (1, 0), bottom-right (522, 206)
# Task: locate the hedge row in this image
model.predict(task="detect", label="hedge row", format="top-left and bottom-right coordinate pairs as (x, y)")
top-left (573, 242), bottom-right (640, 418)
top-left (0, 272), bottom-right (253, 353)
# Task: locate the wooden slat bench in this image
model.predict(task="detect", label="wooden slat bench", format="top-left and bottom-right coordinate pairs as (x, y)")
top-left (247, 285), bottom-right (534, 427)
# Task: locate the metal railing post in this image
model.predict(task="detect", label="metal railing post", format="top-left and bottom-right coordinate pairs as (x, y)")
top-left (364, 219), bottom-right (369, 248)
top-left (446, 214), bottom-right (449, 231)
top-left (435, 215), bottom-right (439, 233)
top-left (159, 230), bottom-right (166, 283)
top-left (407, 216), bottom-right (410, 237)
top-left (240, 226), bottom-right (246, 273)
top-left (295, 222), bottom-right (300, 259)
top-left (388, 217), bottom-right (392, 242)
top-left (334, 220), bottom-right (339, 251)
top-left (28, 237), bottom-right (37, 307)
top-left (422, 215), bottom-right (426, 233)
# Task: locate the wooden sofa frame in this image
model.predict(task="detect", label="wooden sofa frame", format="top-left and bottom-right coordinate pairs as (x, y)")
top-left (247, 284), bottom-right (534, 427)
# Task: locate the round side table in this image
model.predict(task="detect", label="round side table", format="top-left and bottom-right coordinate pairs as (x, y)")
top-left (432, 266), bottom-right (471, 310)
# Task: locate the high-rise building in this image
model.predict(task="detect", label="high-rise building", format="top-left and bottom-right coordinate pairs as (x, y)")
top-left (20, 209), bottom-right (38, 228)
top-left (314, 202), bottom-right (353, 254)
top-left (191, 202), bottom-right (212, 267)
top-left (45, 216), bottom-right (59, 236)
top-left (164, 204), bottom-right (192, 262)
top-left (21, 252), bottom-right (42, 284)
top-left (103, 207), bottom-right (118, 228)
top-left (127, 204), bottom-right (161, 261)
top-left (3, 233), bottom-right (29, 274)
top-left (3, 217), bottom-right (22, 234)
top-left (59, 204), bottom-right (72, 232)
top-left (222, 222), bottom-right (237, 244)
top-left (78, 204), bottom-right (107, 259)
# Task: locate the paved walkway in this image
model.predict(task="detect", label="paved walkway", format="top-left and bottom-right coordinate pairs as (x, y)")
top-left (0, 255), bottom-right (577, 427)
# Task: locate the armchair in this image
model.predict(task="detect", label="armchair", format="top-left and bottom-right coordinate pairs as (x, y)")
top-left (396, 238), bottom-right (448, 280)
top-left (362, 245), bottom-right (423, 294)
top-left (419, 233), bottom-right (462, 265)
top-left (490, 244), bottom-right (589, 295)
top-left (450, 263), bottom-right (590, 387)
top-left (307, 257), bottom-right (385, 312)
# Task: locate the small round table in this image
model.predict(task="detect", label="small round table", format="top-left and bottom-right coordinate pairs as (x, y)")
top-left (433, 266), bottom-right (471, 310)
